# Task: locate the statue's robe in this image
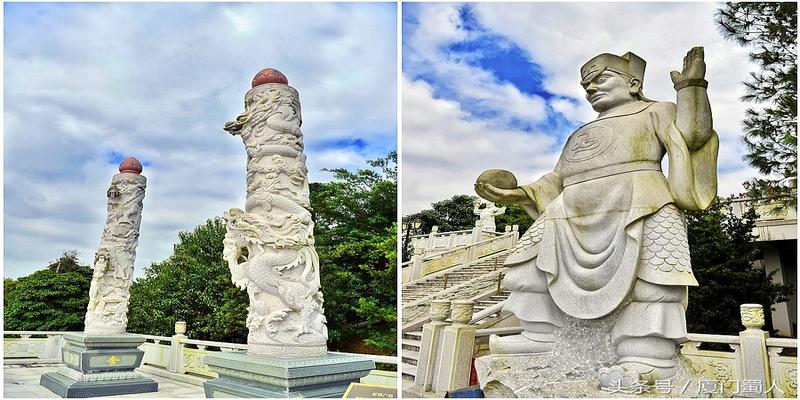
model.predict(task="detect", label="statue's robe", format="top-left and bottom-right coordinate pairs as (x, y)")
top-left (503, 100), bottom-right (718, 324)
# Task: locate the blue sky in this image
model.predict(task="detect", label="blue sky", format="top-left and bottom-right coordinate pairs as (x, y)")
top-left (402, 3), bottom-right (759, 214)
top-left (4, 2), bottom-right (396, 279)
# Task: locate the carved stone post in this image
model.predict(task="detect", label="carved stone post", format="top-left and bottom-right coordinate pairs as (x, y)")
top-left (428, 226), bottom-right (440, 251)
top-left (170, 321), bottom-right (187, 374)
top-left (738, 304), bottom-right (772, 398)
top-left (411, 243), bottom-right (426, 280)
top-left (415, 300), bottom-right (452, 391)
top-left (471, 226), bottom-right (482, 244)
top-left (433, 301), bottom-right (476, 394)
top-left (203, 69), bottom-right (373, 398)
top-left (40, 157), bottom-right (157, 397)
top-left (511, 224), bottom-right (520, 246)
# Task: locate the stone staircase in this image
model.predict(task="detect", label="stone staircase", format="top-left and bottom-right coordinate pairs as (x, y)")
top-left (402, 254), bottom-right (506, 305)
top-left (400, 246), bottom-right (514, 382)
top-left (400, 330), bottom-right (422, 382)
top-left (471, 291), bottom-right (511, 327)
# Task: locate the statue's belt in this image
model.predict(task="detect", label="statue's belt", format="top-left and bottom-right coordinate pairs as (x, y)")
top-left (563, 160), bottom-right (661, 187)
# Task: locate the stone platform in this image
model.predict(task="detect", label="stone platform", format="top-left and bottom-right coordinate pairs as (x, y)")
top-left (39, 334), bottom-right (157, 398)
top-left (202, 351), bottom-right (375, 398)
top-left (6, 364), bottom-right (202, 398)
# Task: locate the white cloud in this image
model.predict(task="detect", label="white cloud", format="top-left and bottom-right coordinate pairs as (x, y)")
top-left (405, 3), bottom-right (548, 128)
top-left (550, 98), bottom-right (595, 123)
top-left (402, 77), bottom-right (559, 214)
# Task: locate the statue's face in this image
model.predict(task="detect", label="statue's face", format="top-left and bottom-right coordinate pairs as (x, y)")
top-left (583, 71), bottom-right (638, 113)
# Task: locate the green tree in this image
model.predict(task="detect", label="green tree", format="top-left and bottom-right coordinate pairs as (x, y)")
top-left (311, 152), bottom-right (397, 354)
top-left (4, 278), bottom-right (18, 307)
top-left (494, 204), bottom-right (534, 234)
top-left (4, 251), bottom-right (92, 331)
top-left (127, 218), bottom-right (249, 342)
top-left (403, 195), bottom-right (478, 236)
top-left (686, 199), bottom-right (794, 335)
top-left (716, 2), bottom-right (797, 211)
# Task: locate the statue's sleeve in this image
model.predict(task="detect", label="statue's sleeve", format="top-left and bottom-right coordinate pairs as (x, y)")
top-left (517, 167), bottom-right (563, 219)
top-left (653, 102), bottom-right (719, 211)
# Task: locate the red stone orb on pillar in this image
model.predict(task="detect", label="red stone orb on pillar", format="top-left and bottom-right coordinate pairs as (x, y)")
top-left (251, 68), bottom-right (289, 87)
top-left (119, 157), bottom-right (143, 174)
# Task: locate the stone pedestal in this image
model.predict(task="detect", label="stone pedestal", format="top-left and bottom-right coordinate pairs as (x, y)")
top-left (202, 351), bottom-right (375, 398)
top-left (431, 301), bottom-right (477, 394)
top-left (40, 333), bottom-right (157, 398)
top-left (414, 300), bottom-right (452, 391)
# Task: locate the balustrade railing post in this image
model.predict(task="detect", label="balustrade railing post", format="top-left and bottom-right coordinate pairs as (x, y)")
top-left (428, 226), bottom-right (439, 251)
top-left (470, 226), bottom-right (482, 244)
top-left (467, 243), bottom-right (478, 263)
top-left (432, 301), bottom-right (477, 394)
top-left (737, 304), bottom-right (772, 398)
top-left (43, 334), bottom-right (63, 360)
top-left (415, 300), bottom-right (452, 391)
top-left (511, 225), bottom-right (519, 246)
top-left (170, 321), bottom-right (187, 374)
top-left (410, 249), bottom-right (425, 280)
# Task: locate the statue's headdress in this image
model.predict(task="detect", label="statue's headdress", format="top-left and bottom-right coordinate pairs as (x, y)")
top-left (580, 52), bottom-right (652, 102)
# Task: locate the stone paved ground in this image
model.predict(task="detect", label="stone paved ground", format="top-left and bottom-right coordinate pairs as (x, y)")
top-left (402, 378), bottom-right (445, 398)
top-left (4, 364), bottom-right (206, 398)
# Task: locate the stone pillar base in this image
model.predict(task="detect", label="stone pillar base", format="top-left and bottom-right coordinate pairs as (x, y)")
top-left (202, 351), bottom-right (375, 398)
top-left (39, 333), bottom-right (157, 398)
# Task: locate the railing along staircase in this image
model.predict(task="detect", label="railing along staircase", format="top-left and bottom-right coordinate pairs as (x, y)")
top-left (401, 241), bottom-right (518, 382)
top-left (401, 290), bottom-right (512, 383)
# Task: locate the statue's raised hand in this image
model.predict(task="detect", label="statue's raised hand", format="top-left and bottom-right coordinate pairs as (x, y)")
top-left (670, 47), bottom-right (706, 86)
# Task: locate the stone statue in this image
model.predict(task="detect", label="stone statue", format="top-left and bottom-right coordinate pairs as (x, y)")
top-left (475, 48), bottom-right (718, 387)
top-left (473, 199), bottom-right (506, 233)
top-left (84, 157), bottom-right (147, 335)
top-left (222, 68), bottom-right (328, 358)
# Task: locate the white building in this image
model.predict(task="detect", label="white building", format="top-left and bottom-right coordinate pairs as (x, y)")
top-left (727, 194), bottom-right (797, 337)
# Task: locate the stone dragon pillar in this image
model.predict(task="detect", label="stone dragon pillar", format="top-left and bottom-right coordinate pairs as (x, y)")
top-left (221, 68), bottom-right (327, 357)
top-left (84, 157), bottom-right (147, 335)
top-left (41, 157), bottom-right (157, 398)
top-left (203, 69), bottom-right (374, 398)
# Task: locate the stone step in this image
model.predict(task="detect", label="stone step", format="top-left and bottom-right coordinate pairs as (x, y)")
top-left (401, 363), bottom-right (417, 378)
top-left (402, 350), bottom-right (420, 362)
top-left (402, 339), bottom-right (421, 350)
top-left (405, 331), bottom-right (422, 339)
